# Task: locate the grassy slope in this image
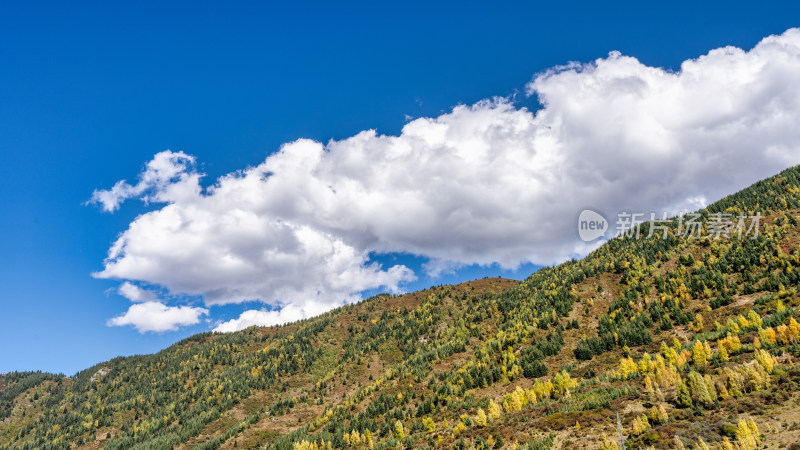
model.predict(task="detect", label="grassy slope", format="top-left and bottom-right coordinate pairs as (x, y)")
top-left (4, 167), bottom-right (800, 449)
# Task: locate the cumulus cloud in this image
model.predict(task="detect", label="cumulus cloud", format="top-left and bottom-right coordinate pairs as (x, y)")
top-left (118, 282), bottom-right (159, 302)
top-left (213, 302), bottom-right (330, 332)
top-left (87, 151), bottom-right (198, 212)
top-left (107, 302), bottom-right (209, 333)
top-left (93, 28), bottom-right (800, 331)
top-left (94, 184), bottom-right (415, 305)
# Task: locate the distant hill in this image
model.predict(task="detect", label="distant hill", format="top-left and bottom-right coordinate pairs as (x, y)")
top-left (4, 167), bottom-right (800, 449)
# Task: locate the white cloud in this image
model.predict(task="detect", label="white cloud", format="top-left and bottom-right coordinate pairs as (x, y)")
top-left (93, 28), bottom-right (800, 331)
top-left (87, 151), bottom-right (198, 212)
top-left (213, 302), bottom-right (330, 332)
top-left (118, 282), bottom-right (158, 302)
top-left (107, 302), bottom-right (209, 333)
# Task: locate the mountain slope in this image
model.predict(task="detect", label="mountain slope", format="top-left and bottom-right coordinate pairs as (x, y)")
top-left (5, 167), bottom-right (800, 449)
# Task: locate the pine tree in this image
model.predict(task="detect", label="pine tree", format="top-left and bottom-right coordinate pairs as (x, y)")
top-left (676, 378), bottom-right (693, 408)
top-left (687, 371), bottom-right (714, 408)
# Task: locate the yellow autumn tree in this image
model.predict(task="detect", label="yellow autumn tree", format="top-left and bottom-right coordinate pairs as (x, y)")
top-left (365, 430), bottom-right (374, 449)
top-left (649, 404), bottom-right (669, 424)
top-left (721, 437), bottom-right (735, 450)
top-left (552, 370), bottom-right (579, 398)
top-left (422, 417), bottom-right (435, 433)
top-left (673, 337), bottom-right (683, 353)
top-left (693, 313), bottom-right (704, 331)
top-left (718, 344), bottom-right (729, 362)
top-left (487, 399), bottom-right (502, 420)
top-left (755, 348), bottom-right (775, 374)
top-left (631, 414), bottom-right (649, 435)
top-left (789, 317), bottom-right (800, 342)
top-left (349, 430), bottom-right (361, 446)
top-left (643, 375), bottom-right (654, 398)
top-left (727, 318), bottom-right (740, 335)
top-left (695, 438), bottom-right (711, 450)
top-left (759, 327), bottom-right (777, 346)
top-left (692, 341), bottom-right (708, 367)
top-left (736, 418), bottom-right (759, 450)
top-left (618, 356), bottom-right (638, 379)
top-left (778, 323), bottom-right (791, 343)
top-left (746, 310), bottom-right (763, 329)
top-left (393, 421), bottom-right (404, 440)
top-left (737, 314), bottom-right (750, 331)
top-left (600, 433), bottom-right (619, 450)
top-left (475, 408), bottom-right (487, 427)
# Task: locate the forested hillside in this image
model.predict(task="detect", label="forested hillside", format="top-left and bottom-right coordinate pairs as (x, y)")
top-left (5, 167), bottom-right (800, 449)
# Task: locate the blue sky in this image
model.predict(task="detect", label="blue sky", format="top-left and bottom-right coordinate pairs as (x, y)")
top-left (2, 1), bottom-right (800, 375)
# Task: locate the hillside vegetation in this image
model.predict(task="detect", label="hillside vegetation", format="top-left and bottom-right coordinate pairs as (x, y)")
top-left (5, 167), bottom-right (800, 449)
